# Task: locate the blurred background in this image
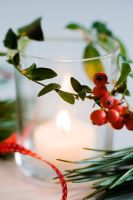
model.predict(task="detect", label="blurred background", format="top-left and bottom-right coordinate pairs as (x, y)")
top-left (0, 0), bottom-right (133, 147)
top-left (0, 0), bottom-right (133, 55)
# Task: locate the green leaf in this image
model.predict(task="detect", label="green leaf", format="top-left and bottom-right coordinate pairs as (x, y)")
top-left (22, 63), bottom-right (57, 80)
top-left (13, 52), bottom-right (20, 66)
top-left (84, 43), bottom-right (101, 58)
top-left (0, 52), bottom-right (7, 56)
top-left (92, 22), bottom-right (127, 57)
top-left (83, 43), bottom-right (104, 80)
top-left (116, 63), bottom-right (131, 86)
top-left (70, 77), bottom-right (92, 100)
top-left (7, 52), bottom-right (20, 67)
top-left (71, 77), bottom-right (82, 93)
top-left (32, 67), bottom-right (57, 81)
top-left (66, 23), bottom-right (83, 30)
top-left (22, 63), bottom-right (37, 78)
top-left (18, 17), bottom-right (44, 41)
top-left (58, 91), bottom-right (75, 104)
top-left (3, 29), bottom-right (18, 49)
top-left (124, 88), bottom-right (130, 96)
top-left (114, 80), bottom-right (129, 95)
top-left (38, 83), bottom-right (60, 97)
top-left (82, 85), bottom-right (92, 93)
top-left (78, 88), bottom-right (86, 100)
top-left (92, 21), bottom-right (112, 36)
top-left (78, 85), bottom-right (92, 101)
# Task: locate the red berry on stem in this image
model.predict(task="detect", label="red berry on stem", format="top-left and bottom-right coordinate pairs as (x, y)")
top-left (93, 72), bottom-right (108, 86)
top-left (125, 117), bottom-right (133, 130)
top-left (107, 109), bottom-right (120, 123)
top-left (93, 86), bottom-right (108, 98)
top-left (114, 105), bottom-right (123, 113)
top-left (100, 95), bottom-right (114, 108)
top-left (90, 110), bottom-right (107, 126)
top-left (111, 117), bottom-right (124, 130)
top-left (120, 106), bottom-right (128, 115)
top-left (112, 99), bottom-right (123, 113)
top-left (113, 99), bottom-right (121, 107)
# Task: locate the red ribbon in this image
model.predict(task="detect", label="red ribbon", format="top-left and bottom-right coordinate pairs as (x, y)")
top-left (0, 142), bottom-right (67, 200)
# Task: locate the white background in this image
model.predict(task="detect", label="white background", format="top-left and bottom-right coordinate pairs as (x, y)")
top-left (0, 0), bottom-right (133, 147)
top-left (0, 0), bottom-right (133, 55)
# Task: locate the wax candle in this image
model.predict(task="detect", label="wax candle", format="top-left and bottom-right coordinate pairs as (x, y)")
top-left (33, 110), bottom-right (95, 168)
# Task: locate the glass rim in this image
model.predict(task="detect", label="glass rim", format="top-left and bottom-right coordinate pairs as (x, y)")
top-left (21, 34), bottom-right (120, 63)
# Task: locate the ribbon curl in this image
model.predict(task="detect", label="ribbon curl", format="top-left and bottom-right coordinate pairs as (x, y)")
top-left (0, 142), bottom-right (67, 200)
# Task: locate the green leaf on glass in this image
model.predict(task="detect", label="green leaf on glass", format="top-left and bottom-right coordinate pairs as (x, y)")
top-left (38, 83), bottom-right (60, 97)
top-left (58, 91), bottom-right (75, 104)
top-left (83, 43), bottom-right (104, 80)
top-left (3, 29), bottom-right (18, 49)
top-left (18, 17), bottom-right (44, 41)
top-left (116, 63), bottom-right (131, 86)
top-left (22, 63), bottom-right (57, 81)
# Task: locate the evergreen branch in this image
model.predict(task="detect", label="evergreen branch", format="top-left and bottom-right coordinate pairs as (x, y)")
top-left (64, 147), bottom-right (133, 199)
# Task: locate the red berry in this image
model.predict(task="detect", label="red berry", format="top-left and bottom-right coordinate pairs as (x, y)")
top-left (107, 109), bottom-right (120, 123)
top-left (113, 105), bottom-right (123, 113)
top-left (100, 95), bottom-right (114, 108)
top-left (120, 106), bottom-right (128, 115)
top-left (90, 110), bottom-right (107, 126)
top-left (93, 72), bottom-right (108, 86)
top-left (93, 86), bottom-right (108, 98)
top-left (112, 99), bottom-right (123, 113)
top-left (125, 117), bottom-right (133, 130)
top-left (113, 99), bottom-right (121, 106)
top-left (111, 117), bottom-right (124, 130)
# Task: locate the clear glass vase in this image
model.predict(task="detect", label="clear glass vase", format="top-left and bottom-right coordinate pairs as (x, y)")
top-left (15, 32), bottom-right (120, 182)
top-left (0, 58), bottom-right (16, 158)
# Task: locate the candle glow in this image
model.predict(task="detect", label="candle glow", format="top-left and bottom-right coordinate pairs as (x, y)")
top-left (56, 110), bottom-right (71, 133)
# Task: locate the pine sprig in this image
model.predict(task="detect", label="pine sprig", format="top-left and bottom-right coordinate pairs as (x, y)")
top-left (64, 147), bottom-right (133, 199)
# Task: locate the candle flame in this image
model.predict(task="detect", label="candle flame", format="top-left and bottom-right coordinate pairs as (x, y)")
top-left (56, 110), bottom-right (71, 133)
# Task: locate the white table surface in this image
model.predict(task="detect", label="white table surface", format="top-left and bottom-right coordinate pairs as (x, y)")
top-left (0, 159), bottom-right (94, 200)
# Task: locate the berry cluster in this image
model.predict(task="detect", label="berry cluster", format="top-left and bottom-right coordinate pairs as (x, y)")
top-left (90, 72), bottom-right (133, 130)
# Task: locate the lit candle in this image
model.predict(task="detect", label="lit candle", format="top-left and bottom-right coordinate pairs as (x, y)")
top-left (33, 110), bottom-right (95, 169)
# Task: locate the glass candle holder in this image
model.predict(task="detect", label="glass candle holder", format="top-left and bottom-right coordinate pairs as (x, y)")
top-left (0, 58), bottom-right (16, 158)
top-left (15, 32), bottom-right (120, 182)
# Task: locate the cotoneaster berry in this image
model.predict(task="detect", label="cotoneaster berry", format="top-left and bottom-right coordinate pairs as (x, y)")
top-left (120, 106), bottom-right (128, 115)
top-left (107, 109), bottom-right (120, 124)
top-left (112, 99), bottom-right (123, 113)
top-left (125, 116), bottom-right (133, 130)
top-left (93, 86), bottom-right (108, 98)
top-left (90, 110), bottom-right (107, 126)
top-left (100, 95), bottom-right (114, 108)
top-left (111, 117), bottom-right (124, 130)
top-left (93, 72), bottom-right (108, 87)
top-left (90, 72), bottom-right (132, 131)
